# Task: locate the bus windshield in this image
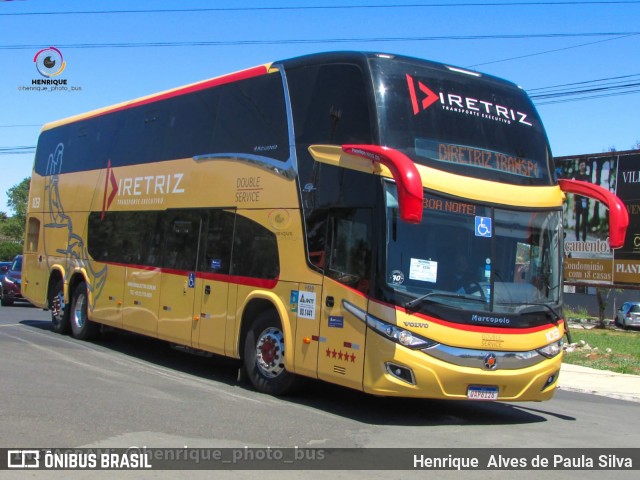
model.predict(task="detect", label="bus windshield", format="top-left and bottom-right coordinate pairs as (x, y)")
top-left (371, 56), bottom-right (553, 186)
top-left (384, 183), bottom-right (562, 323)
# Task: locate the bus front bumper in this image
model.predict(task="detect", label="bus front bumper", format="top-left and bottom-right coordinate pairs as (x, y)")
top-left (362, 333), bottom-right (562, 402)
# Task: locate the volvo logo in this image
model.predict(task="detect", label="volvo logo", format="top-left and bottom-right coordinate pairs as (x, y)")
top-left (483, 353), bottom-right (498, 370)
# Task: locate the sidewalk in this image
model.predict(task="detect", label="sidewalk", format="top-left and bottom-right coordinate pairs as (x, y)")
top-left (558, 362), bottom-right (640, 403)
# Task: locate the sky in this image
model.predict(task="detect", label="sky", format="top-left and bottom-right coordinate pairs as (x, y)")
top-left (1, 0), bottom-right (639, 214)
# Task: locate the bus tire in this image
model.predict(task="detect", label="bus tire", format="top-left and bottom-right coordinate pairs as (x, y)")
top-left (243, 310), bottom-right (299, 396)
top-left (69, 281), bottom-right (99, 340)
top-left (49, 279), bottom-right (69, 334)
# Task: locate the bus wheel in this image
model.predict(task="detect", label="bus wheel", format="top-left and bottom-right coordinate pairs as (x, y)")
top-left (49, 279), bottom-right (69, 334)
top-left (69, 282), bottom-right (99, 340)
top-left (243, 311), bottom-right (298, 396)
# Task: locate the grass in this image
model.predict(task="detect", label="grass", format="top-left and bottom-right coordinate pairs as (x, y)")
top-left (563, 327), bottom-right (640, 375)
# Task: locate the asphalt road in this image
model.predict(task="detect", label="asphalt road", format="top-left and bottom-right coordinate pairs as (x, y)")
top-left (1, 303), bottom-right (638, 479)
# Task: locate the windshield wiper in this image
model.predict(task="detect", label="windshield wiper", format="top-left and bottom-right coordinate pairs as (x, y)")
top-left (404, 291), bottom-right (484, 313)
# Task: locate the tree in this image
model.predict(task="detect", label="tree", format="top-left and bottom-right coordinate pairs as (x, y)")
top-left (6, 177), bottom-right (30, 226)
top-left (0, 241), bottom-right (22, 261)
top-left (595, 288), bottom-right (613, 329)
top-left (0, 177), bottom-right (30, 260)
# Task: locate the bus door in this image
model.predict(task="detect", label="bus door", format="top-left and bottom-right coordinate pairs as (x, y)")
top-left (193, 209), bottom-right (235, 355)
top-left (317, 209), bottom-right (371, 390)
top-left (157, 211), bottom-right (203, 345)
top-left (22, 216), bottom-right (49, 307)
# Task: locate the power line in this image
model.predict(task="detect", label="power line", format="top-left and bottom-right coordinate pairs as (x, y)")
top-left (531, 82), bottom-right (640, 99)
top-left (2, 1), bottom-right (639, 16)
top-left (2, 32), bottom-right (638, 50)
top-left (0, 146), bottom-right (35, 155)
top-left (528, 73), bottom-right (640, 92)
top-left (467, 33), bottom-right (640, 67)
top-left (534, 88), bottom-right (640, 105)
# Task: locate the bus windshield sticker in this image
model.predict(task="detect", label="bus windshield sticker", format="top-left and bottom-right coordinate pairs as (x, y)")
top-left (409, 258), bottom-right (437, 283)
top-left (390, 270), bottom-right (405, 285)
top-left (475, 216), bottom-right (492, 238)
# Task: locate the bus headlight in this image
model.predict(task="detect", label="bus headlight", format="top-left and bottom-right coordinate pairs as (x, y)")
top-left (367, 316), bottom-right (437, 349)
top-left (537, 339), bottom-right (563, 358)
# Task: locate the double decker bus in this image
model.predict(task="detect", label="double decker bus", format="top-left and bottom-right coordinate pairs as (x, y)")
top-left (22, 52), bottom-right (628, 401)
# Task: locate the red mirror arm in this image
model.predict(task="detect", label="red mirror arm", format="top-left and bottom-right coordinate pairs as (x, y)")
top-left (342, 145), bottom-right (423, 224)
top-left (558, 178), bottom-right (629, 249)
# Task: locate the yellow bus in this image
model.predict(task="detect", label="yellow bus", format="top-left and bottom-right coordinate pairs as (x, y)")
top-left (22, 52), bottom-right (628, 401)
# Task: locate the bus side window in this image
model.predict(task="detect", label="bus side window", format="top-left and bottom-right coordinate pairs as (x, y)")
top-left (287, 63), bottom-right (374, 210)
top-left (162, 211), bottom-right (202, 271)
top-left (231, 215), bottom-right (279, 280)
top-left (325, 208), bottom-right (372, 294)
top-left (305, 209), bottom-right (329, 270)
top-left (210, 74), bottom-right (289, 162)
top-left (198, 210), bottom-right (234, 275)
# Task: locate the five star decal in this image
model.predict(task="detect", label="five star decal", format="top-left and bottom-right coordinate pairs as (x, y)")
top-left (325, 348), bottom-right (357, 363)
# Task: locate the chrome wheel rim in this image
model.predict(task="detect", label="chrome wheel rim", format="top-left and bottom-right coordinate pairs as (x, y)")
top-left (255, 327), bottom-right (285, 378)
top-left (73, 292), bottom-right (87, 329)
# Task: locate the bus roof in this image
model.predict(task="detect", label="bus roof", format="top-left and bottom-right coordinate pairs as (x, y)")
top-left (40, 51), bottom-right (521, 133)
top-left (41, 63), bottom-right (274, 132)
top-left (277, 51), bottom-right (519, 89)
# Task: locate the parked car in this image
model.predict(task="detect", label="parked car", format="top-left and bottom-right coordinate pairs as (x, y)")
top-left (615, 302), bottom-right (640, 330)
top-left (0, 261), bottom-right (12, 283)
top-left (0, 255), bottom-right (23, 306)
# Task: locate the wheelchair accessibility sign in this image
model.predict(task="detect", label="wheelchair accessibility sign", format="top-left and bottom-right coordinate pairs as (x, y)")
top-left (475, 216), bottom-right (492, 237)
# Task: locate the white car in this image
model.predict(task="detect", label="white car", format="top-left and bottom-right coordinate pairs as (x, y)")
top-left (615, 302), bottom-right (640, 330)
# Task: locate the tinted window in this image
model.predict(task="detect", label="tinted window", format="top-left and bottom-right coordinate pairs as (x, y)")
top-left (371, 57), bottom-right (553, 186)
top-left (286, 63), bottom-right (374, 196)
top-left (34, 72), bottom-right (289, 175)
top-left (325, 208), bottom-right (372, 293)
top-left (231, 215), bottom-right (279, 279)
top-left (162, 211), bottom-right (202, 270)
top-left (88, 209), bottom-right (279, 280)
top-left (211, 74), bottom-right (289, 161)
top-left (88, 211), bottom-right (162, 266)
top-left (199, 210), bottom-right (235, 275)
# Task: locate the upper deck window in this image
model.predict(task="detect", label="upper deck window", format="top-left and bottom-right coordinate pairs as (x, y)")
top-left (34, 71), bottom-right (289, 175)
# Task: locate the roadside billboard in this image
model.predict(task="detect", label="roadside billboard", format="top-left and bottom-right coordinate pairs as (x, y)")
top-left (555, 150), bottom-right (640, 286)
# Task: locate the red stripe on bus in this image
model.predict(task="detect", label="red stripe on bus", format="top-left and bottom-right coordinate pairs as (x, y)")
top-left (102, 262), bottom-right (277, 289)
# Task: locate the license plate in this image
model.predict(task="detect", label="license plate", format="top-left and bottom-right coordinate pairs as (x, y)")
top-left (467, 386), bottom-right (498, 400)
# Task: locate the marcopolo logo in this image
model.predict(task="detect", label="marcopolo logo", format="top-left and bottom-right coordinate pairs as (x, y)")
top-left (34, 47), bottom-right (66, 77)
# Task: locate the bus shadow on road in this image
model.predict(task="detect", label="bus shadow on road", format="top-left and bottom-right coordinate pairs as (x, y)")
top-left (21, 319), bottom-right (574, 427)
